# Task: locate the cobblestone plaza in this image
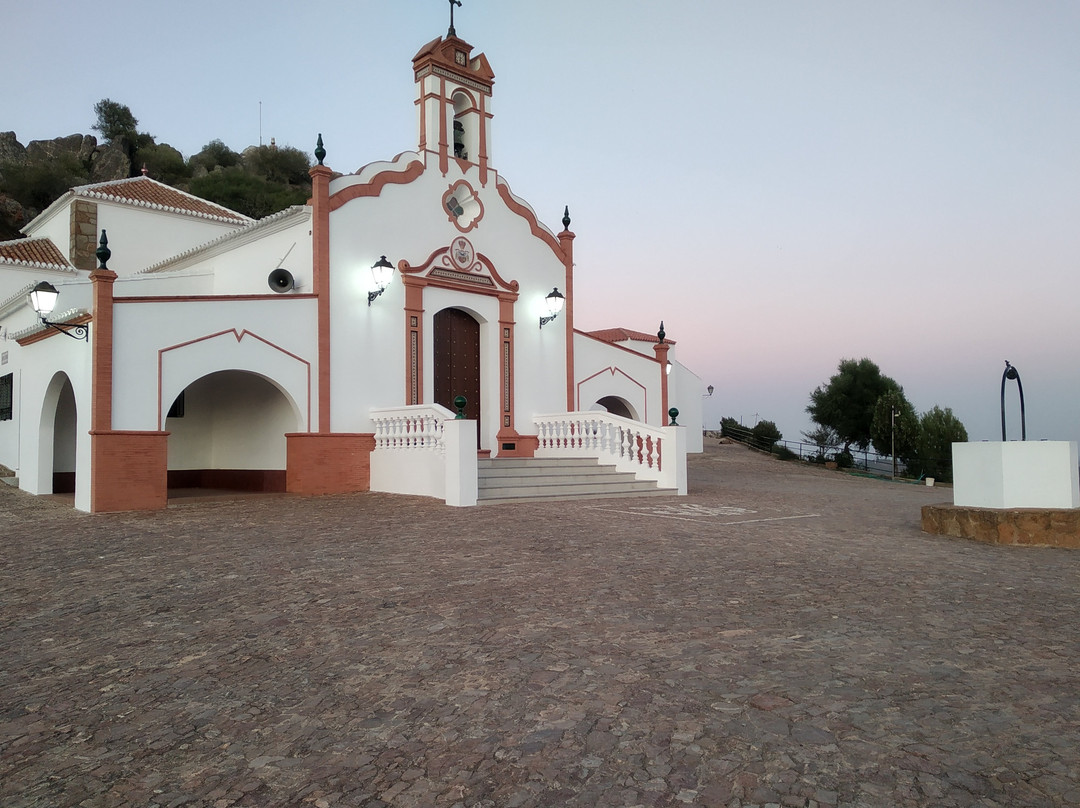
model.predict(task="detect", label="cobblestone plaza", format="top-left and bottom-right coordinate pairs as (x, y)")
top-left (2, 443), bottom-right (1078, 807)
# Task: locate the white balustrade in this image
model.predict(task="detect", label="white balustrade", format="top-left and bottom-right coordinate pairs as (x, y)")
top-left (369, 404), bottom-right (478, 505)
top-left (371, 404), bottom-right (454, 452)
top-left (534, 411), bottom-right (681, 489)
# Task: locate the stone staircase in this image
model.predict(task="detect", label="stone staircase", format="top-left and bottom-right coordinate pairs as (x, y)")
top-left (477, 457), bottom-right (675, 504)
top-left (0, 464), bottom-right (17, 488)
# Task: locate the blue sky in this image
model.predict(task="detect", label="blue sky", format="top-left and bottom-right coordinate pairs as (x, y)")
top-left (6, 0), bottom-right (1080, 447)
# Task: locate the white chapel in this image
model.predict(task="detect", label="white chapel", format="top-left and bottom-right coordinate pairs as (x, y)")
top-left (0, 20), bottom-right (704, 512)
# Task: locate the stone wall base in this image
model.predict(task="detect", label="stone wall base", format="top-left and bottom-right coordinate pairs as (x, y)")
top-left (922, 504), bottom-right (1080, 549)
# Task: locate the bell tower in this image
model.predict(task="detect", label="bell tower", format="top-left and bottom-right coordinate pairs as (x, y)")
top-left (413, 28), bottom-right (495, 182)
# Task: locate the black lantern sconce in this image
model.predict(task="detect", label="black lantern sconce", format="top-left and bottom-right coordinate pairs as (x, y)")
top-left (539, 287), bottom-right (565, 328)
top-left (368, 256), bottom-right (395, 306)
top-left (28, 281), bottom-right (89, 341)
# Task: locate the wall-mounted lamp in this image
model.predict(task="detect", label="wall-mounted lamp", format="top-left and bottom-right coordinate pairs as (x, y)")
top-left (704, 385), bottom-right (715, 397)
top-left (539, 287), bottom-right (565, 328)
top-left (28, 281), bottom-right (89, 341)
top-left (665, 361), bottom-right (672, 376)
top-left (367, 256), bottom-right (394, 306)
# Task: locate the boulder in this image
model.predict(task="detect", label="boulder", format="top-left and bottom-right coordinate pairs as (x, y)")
top-left (88, 142), bottom-right (131, 182)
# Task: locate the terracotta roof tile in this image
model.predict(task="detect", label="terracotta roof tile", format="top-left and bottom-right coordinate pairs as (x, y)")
top-left (0, 237), bottom-right (73, 271)
top-left (74, 177), bottom-right (251, 224)
top-left (587, 327), bottom-right (675, 345)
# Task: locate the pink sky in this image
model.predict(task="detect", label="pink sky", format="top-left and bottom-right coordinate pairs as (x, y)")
top-left (7, 0), bottom-right (1079, 447)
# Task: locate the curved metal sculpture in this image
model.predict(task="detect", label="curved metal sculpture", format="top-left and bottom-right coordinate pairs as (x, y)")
top-left (1000, 360), bottom-right (1026, 441)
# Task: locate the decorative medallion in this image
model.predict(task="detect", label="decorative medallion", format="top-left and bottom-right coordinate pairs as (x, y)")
top-left (442, 180), bottom-right (484, 233)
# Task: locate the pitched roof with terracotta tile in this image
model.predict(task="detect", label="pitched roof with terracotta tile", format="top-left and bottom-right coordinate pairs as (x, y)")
top-left (0, 237), bottom-right (74, 272)
top-left (72, 176), bottom-right (252, 224)
top-left (586, 327), bottom-right (676, 345)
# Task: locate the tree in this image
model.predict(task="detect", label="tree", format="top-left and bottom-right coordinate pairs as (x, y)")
top-left (807, 358), bottom-right (899, 452)
top-left (92, 98), bottom-right (139, 144)
top-left (189, 139), bottom-right (242, 174)
top-left (136, 142), bottom-right (191, 186)
top-left (241, 144), bottom-right (311, 186)
top-left (801, 424), bottom-right (840, 462)
top-left (915, 406), bottom-right (968, 482)
top-left (870, 388), bottom-right (919, 463)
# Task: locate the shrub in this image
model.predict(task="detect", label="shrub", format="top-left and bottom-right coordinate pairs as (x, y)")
top-left (751, 420), bottom-right (782, 451)
top-left (720, 417), bottom-right (752, 443)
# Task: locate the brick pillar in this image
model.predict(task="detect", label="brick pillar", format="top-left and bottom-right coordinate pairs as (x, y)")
top-left (88, 261), bottom-right (168, 511)
top-left (310, 162), bottom-right (334, 433)
top-left (89, 266), bottom-right (117, 433)
top-left (654, 340), bottom-right (671, 427)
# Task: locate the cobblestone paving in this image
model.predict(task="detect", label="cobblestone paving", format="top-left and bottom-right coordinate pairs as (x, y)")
top-left (2, 443), bottom-right (1079, 808)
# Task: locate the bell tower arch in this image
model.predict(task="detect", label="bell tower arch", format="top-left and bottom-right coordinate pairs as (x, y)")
top-left (413, 32), bottom-right (495, 182)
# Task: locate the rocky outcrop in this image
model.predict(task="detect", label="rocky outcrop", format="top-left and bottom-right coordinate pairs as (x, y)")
top-left (88, 142), bottom-right (130, 183)
top-left (25, 133), bottom-right (98, 166)
top-left (0, 132), bottom-right (26, 165)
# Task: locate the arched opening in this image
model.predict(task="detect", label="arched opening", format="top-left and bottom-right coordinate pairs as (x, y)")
top-left (36, 372), bottom-right (79, 497)
top-left (52, 377), bottom-right (77, 494)
top-left (165, 370), bottom-right (300, 494)
top-left (452, 91), bottom-right (474, 161)
top-left (593, 395), bottom-right (638, 421)
top-left (433, 308), bottom-right (481, 444)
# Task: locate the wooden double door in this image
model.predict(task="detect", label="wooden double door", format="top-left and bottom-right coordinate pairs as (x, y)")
top-left (433, 308), bottom-right (481, 441)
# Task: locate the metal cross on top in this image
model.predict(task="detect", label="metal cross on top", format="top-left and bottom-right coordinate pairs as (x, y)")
top-left (448, 0), bottom-right (462, 37)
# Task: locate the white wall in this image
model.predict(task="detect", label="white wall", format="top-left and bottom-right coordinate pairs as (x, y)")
top-left (574, 332), bottom-right (662, 426)
top-left (327, 153), bottom-right (569, 448)
top-left (97, 205), bottom-right (242, 276)
top-left (110, 297), bottom-right (316, 433)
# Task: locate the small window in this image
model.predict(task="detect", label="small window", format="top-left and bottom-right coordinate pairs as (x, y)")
top-left (0, 373), bottom-right (12, 421)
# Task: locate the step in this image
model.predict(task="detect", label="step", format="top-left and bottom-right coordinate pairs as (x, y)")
top-left (476, 456), bottom-right (676, 505)
top-left (478, 464), bottom-right (624, 480)
top-left (1, 476), bottom-right (18, 487)
top-left (478, 486), bottom-right (676, 505)
top-left (478, 457), bottom-right (606, 470)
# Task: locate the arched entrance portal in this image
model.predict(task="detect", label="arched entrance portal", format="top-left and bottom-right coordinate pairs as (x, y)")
top-left (165, 370), bottom-right (300, 493)
top-left (433, 308), bottom-right (481, 439)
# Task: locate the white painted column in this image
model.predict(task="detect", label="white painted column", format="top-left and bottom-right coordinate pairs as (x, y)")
top-left (659, 426), bottom-right (688, 495)
top-left (443, 419), bottom-right (478, 507)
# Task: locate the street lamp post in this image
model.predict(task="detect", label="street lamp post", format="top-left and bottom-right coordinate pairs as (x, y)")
top-left (891, 406), bottom-right (897, 480)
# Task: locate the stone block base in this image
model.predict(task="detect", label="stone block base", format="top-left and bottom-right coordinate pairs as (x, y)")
top-left (922, 503), bottom-right (1080, 548)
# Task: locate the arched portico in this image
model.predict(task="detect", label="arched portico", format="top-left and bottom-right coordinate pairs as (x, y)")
top-left (166, 369), bottom-right (302, 493)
